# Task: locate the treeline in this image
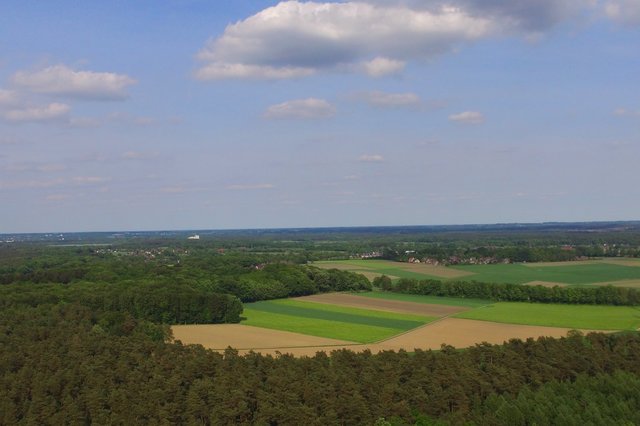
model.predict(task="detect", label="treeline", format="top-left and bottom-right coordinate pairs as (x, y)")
top-left (374, 276), bottom-right (640, 306)
top-left (0, 282), bottom-right (243, 324)
top-left (2, 303), bottom-right (640, 425)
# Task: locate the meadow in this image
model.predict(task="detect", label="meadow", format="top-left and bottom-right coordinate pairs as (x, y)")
top-left (454, 302), bottom-right (640, 330)
top-left (315, 258), bottom-right (640, 286)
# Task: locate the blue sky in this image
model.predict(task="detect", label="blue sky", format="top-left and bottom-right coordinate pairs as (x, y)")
top-left (0, 0), bottom-right (638, 232)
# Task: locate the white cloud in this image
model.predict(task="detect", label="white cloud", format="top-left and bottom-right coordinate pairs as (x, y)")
top-left (0, 89), bottom-right (19, 106)
top-left (2, 103), bottom-right (70, 123)
top-left (264, 98), bottom-right (336, 119)
top-left (196, 1), bottom-right (499, 80)
top-left (0, 178), bottom-right (65, 190)
top-left (361, 57), bottom-right (406, 77)
top-left (604, 0), bottom-right (640, 26)
top-left (12, 65), bottom-right (136, 100)
top-left (358, 91), bottom-right (421, 108)
top-left (195, 63), bottom-right (315, 80)
top-left (358, 154), bottom-right (384, 162)
top-left (449, 110), bottom-right (484, 124)
top-left (227, 183), bottom-right (275, 190)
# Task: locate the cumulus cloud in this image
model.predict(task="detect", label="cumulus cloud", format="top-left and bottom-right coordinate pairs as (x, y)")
top-left (361, 57), bottom-right (406, 77)
top-left (12, 65), bottom-right (136, 100)
top-left (0, 89), bottom-right (19, 106)
top-left (358, 154), bottom-right (384, 162)
top-left (226, 183), bottom-right (275, 190)
top-left (196, 1), bottom-right (593, 80)
top-left (357, 91), bottom-right (421, 108)
top-left (196, 1), bottom-right (499, 80)
top-left (603, 0), bottom-right (640, 26)
top-left (2, 103), bottom-right (70, 123)
top-left (264, 98), bottom-right (336, 119)
top-left (449, 110), bottom-right (484, 124)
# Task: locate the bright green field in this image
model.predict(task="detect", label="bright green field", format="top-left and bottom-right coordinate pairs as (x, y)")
top-left (451, 263), bottom-right (640, 285)
top-left (454, 302), bottom-right (640, 330)
top-left (242, 299), bottom-right (435, 343)
top-left (355, 290), bottom-right (491, 308)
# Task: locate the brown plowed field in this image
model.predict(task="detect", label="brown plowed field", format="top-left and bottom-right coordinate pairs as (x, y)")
top-left (523, 281), bottom-right (568, 288)
top-left (294, 293), bottom-right (469, 316)
top-left (172, 324), bottom-right (355, 350)
top-left (399, 263), bottom-right (474, 278)
top-left (522, 260), bottom-right (601, 267)
top-left (174, 319), bottom-right (604, 357)
top-left (594, 279), bottom-right (640, 288)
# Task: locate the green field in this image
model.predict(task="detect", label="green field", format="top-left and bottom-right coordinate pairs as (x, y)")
top-left (355, 290), bottom-right (492, 308)
top-left (242, 299), bottom-right (435, 343)
top-left (450, 263), bottom-right (640, 285)
top-left (316, 259), bottom-right (640, 286)
top-left (454, 302), bottom-right (640, 330)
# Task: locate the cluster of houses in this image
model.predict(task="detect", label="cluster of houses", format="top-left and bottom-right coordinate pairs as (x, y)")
top-left (407, 256), bottom-right (511, 265)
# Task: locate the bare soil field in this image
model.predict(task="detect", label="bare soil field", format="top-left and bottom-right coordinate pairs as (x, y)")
top-left (203, 318), bottom-right (601, 357)
top-left (593, 279), bottom-right (640, 288)
top-left (356, 271), bottom-right (401, 281)
top-left (522, 260), bottom-right (602, 267)
top-left (399, 263), bottom-right (474, 278)
top-left (312, 262), bottom-right (373, 271)
top-left (172, 324), bottom-right (355, 350)
top-left (294, 293), bottom-right (469, 317)
top-left (600, 259), bottom-right (640, 267)
top-left (523, 281), bottom-right (568, 288)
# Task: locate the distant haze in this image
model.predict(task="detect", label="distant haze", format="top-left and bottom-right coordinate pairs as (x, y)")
top-left (1, 1), bottom-right (638, 233)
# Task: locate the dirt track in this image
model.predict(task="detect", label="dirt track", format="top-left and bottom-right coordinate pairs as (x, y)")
top-left (294, 293), bottom-right (469, 317)
top-left (173, 318), bottom-right (604, 357)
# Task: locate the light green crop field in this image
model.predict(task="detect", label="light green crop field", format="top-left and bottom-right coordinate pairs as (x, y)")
top-left (454, 302), bottom-right (640, 330)
top-left (355, 290), bottom-right (492, 308)
top-left (242, 299), bottom-right (435, 343)
top-left (450, 263), bottom-right (640, 285)
top-left (315, 259), bottom-right (640, 286)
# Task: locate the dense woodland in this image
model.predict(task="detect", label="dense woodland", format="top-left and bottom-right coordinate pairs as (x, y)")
top-left (2, 225), bottom-right (640, 424)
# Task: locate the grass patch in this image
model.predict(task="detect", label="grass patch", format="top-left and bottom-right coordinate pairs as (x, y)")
top-left (451, 263), bottom-right (640, 285)
top-left (315, 260), bottom-right (444, 280)
top-left (355, 290), bottom-right (492, 308)
top-left (242, 299), bottom-right (435, 343)
top-left (454, 302), bottom-right (640, 330)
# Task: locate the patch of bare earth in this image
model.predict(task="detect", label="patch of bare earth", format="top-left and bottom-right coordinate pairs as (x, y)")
top-left (396, 263), bottom-right (475, 279)
top-left (312, 262), bottom-right (373, 271)
top-left (221, 318), bottom-right (605, 357)
top-left (522, 260), bottom-right (602, 267)
top-left (599, 259), bottom-right (640, 267)
top-left (356, 271), bottom-right (401, 281)
top-left (593, 279), bottom-right (640, 288)
top-left (524, 281), bottom-right (568, 288)
top-left (294, 293), bottom-right (469, 317)
top-left (172, 324), bottom-right (355, 350)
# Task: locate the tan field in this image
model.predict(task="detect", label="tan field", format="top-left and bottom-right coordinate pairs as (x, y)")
top-left (172, 324), bottom-right (355, 350)
top-left (397, 262), bottom-right (475, 278)
top-left (600, 259), bottom-right (640, 267)
top-left (523, 280), bottom-right (568, 288)
top-left (312, 262), bottom-right (372, 271)
top-left (523, 258), bottom-right (640, 268)
top-left (522, 260), bottom-right (602, 267)
top-left (593, 279), bottom-right (640, 288)
top-left (294, 292), bottom-right (469, 316)
top-left (173, 318), bottom-right (602, 357)
top-left (355, 271), bottom-right (401, 281)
